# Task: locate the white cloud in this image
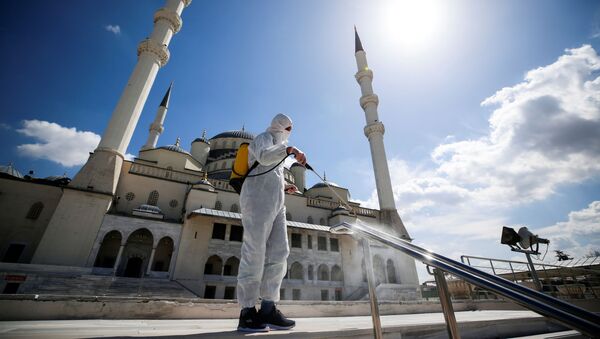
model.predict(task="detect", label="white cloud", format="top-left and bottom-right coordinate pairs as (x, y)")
top-left (16, 120), bottom-right (100, 167)
top-left (124, 153), bottom-right (135, 161)
top-left (104, 24), bottom-right (121, 35)
top-left (536, 201), bottom-right (600, 258)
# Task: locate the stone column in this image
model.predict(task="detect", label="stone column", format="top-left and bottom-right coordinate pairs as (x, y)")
top-left (147, 247), bottom-right (157, 275)
top-left (113, 244), bottom-right (125, 274)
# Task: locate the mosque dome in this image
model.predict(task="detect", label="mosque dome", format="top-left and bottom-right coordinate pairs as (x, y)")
top-left (158, 137), bottom-right (191, 155)
top-left (43, 175), bottom-right (71, 185)
top-left (210, 130), bottom-right (255, 140)
top-left (310, 181), bottom-right (340, 190)
top-left (0, 163), bottom-right (23, 179)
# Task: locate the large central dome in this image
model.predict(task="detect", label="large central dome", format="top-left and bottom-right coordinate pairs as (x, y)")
top-left (210, 130), bottom-right (255, 140)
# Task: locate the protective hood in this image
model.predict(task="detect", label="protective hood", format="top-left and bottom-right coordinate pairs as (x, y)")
top-left (266, 113), bottom-right (292, 144)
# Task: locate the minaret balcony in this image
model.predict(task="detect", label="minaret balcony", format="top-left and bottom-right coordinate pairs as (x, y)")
top-left (359, 94), bottom-right (379, 109)
top-left (137, 38), bottom-right (170, 67)
top-left (355, 69), bottom-right (373, 83)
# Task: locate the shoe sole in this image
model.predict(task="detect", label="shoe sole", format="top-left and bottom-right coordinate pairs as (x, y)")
top-left (237, 326), bottom-right (269, 333)
top-left (266, 323), bottom-right (296, 330)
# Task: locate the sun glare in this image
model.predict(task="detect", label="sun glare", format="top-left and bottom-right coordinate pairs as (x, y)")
top-left (380, 0), bottom-right (444, 52)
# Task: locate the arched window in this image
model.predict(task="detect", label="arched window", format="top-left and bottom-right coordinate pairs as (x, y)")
top-left (204, 255), bottom-right (223, 275)
top-left (331, 265), bottom-right (343, 281)
top-left (147, 190), bottom-right (159, 206)
top-left (286, 212), bottom-right (292, 221)
top-left (165, 166), bottom-right (173, 178)
top-left (223, 141), bottom-right (229, 149)
top-left (319, 218), bottom-right (326, 225)
top-left (290, 262), bottom-right (303, 280)
top-left (232, 141), bottom-right (237, 149)
top-left (373, 255), bottom-right (385, 285)
top-left (318, 264), bottom-right (329, 281)
top-left (387, 259), bottom-right (397, 284)
top-left (26, 202), bottom-right (44, 220)
top-left (214, 201), bottom-right (222, 210)
top-left (221, 162), bottom-right (226, 170)
top-left (308, 265), bottom-right (314, 281)
top-left (169, 199), bottom-right (178, 208)
top-left (230, 204), bottom-right (239, 213)
top-left (307, 216), bottom-right (314, 224)
top-left (224, 256), bottom-right (240, 276)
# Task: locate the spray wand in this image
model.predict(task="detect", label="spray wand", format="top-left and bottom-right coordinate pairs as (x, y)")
top-left (303, 163), bottom-right (356, 215)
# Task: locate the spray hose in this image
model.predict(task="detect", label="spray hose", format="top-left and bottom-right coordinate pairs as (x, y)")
top-left (251, 153), bottom-right (356, 215)
top-left (304, 162), bottom-right (356, 215)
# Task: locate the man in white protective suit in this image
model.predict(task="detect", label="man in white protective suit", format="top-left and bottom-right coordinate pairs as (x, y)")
top-left (236, 113), bottom-right (307, 332)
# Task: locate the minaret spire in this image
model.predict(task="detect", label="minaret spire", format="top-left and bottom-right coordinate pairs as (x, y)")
top-left (354, 27), bottom-right (410, 239)
top-left (354, 26), bottom-right (364, 53)
top-left (141, 83), bottom-right (173, 151)
top-left (160, 81), bottom-right (173, 108)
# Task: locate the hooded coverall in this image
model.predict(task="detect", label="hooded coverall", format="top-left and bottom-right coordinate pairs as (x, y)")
top-left (237, 114), bottom-right (292, 308)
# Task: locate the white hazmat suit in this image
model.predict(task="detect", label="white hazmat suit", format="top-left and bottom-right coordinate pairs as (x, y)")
top-left (237, 113), bottom-right (293, 308)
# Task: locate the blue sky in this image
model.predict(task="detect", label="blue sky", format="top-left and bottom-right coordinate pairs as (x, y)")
top-left (1, 0), bottom-right (599, 281)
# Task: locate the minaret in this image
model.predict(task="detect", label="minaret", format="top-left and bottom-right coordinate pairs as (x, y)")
top-left (31, 0), bottom-right (191, 267)
top-left (354, 27), bottom-right (410, 239)
top-left (141, 82), bottom-right (173, 151)
top-left (70, 0), bottom-right (191, 194)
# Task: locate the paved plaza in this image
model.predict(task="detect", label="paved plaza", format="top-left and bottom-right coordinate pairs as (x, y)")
top-left (0, 310), bottom-right (560, 339)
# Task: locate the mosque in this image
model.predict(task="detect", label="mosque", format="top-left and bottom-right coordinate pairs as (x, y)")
top-left (0, 0), bottom-right (420, 301)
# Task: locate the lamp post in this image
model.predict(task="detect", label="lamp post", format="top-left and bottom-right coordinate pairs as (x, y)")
top-left (500, 226), bottom-right (550, 291)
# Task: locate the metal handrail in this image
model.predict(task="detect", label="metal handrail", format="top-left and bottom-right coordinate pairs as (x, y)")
top-left (330, 221), bottom-right (600, 338)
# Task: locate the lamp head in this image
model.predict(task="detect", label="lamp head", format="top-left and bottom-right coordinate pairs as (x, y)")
top-left (500, 226), bottom-right (520, 247)
top-left (518, 226), bottom-right (550, 249)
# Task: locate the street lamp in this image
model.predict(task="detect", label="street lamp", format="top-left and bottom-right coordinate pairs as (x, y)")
top-left (500, 226), bottom-right (550, 291)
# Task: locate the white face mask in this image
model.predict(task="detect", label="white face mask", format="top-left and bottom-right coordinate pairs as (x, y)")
top-left (267, 113), bottom-right (293, 144)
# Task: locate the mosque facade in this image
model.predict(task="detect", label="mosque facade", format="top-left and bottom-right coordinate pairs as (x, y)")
top-left (0, 0), bottom-right (420, 302)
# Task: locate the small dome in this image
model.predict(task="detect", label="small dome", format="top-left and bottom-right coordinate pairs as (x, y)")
top-left (331, 204), bottom-right (350, 216)
top-left (0, 163), bottom-right (23, 178)
top-left (310, 181), bottom-right (340, 189)
top-left (159, 144), bottom-right (191, 155)
top-left (210, 130), bottom-right (255, 140)
top-left (192, 130), bottom-right (210, 144)
top-left (44, 175), bottom-right (71, 185)
top-left (192, 137), bottom-right (210, 144)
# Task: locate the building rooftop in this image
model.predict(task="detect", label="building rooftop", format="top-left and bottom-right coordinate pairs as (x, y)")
top-left (190, 207), bottom-right (331, 232)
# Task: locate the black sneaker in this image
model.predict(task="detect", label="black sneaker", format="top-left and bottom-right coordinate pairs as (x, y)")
top-left (259, 306), bottom-right (296, 330)
top-left (237, 307), bottom-right (269, 333)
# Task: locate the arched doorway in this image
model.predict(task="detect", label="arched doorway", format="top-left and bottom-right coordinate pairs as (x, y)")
top-left (124, 257), bottom-right (143, 278)
top-left (152, 237), bottom-right (174, 272)
top-left (118, 228), bottom-right (153, 278)
top-left (94, 231), bottom-right (122, 268)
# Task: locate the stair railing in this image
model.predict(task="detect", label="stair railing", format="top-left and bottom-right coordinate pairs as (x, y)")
top-left (330, 221), bottom-right (600, 339)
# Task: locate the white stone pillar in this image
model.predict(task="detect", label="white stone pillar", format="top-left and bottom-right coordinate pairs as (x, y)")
top-left (355, 57), bottom-right (396, 211)
top-left (113, 244), bottom-right (125, 273)
top-left (167, 247), bottom-right (177, 279)
top-left (70, 0), bottom-right (191, 194)
top-left (147, 247), bottom-right (157, 275)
